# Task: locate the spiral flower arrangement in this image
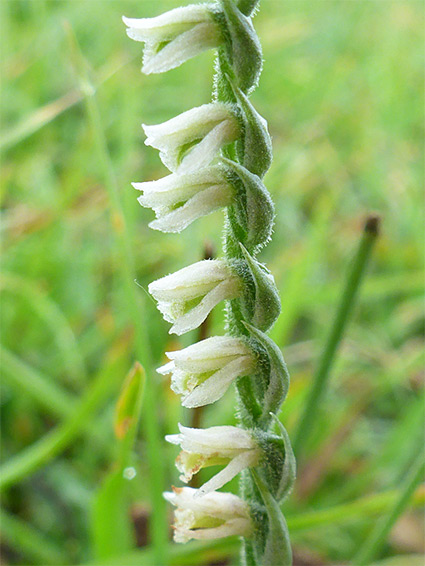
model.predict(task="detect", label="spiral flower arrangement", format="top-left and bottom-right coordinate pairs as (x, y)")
top-left (124, 1), bottom-right (296, 564)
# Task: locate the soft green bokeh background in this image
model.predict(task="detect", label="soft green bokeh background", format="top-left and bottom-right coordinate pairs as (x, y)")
top-left (1, 1), bottom-right (424, 565)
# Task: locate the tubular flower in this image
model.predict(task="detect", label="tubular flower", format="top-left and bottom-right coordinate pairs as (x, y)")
top-left (133, 166), bottom-right (232, 233)
top-left (166, 424), bottom-right (261, 495)
top-left (157, 335), bottom-right (254, 407)
top-left (148, 260), bottom-right (240, 336)
top-left (164, 487), bottom-right (252, 543)
top-left (122, 5), bottom-right (222, 74)
top-left (142, 103), bottom-right (239, 174)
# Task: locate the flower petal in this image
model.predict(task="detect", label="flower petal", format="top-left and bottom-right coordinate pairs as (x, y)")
top-left (177, 424), bottom-right (256, 451)
top-left (142, 104), bottom-right (232, 151)
top-left (177, 120), bottom-right (238, 174)
top-left (148, 184), bottom-right (231, 233)
top-left (177, 518), bottom-right (251, 542)
top-left (133, 166), bottom-right (225, 208)
top-left (164, 486), bottom-right (249, 519)
top-left (181, 355), bottom-right (252, 407)
top-left (195, 451), bottom-right (259, 496)
top-left (148, 259), bottom-right (231, 302)
top-left (170, 278), bottom-right (239, 335)
top-left (142, 22), bottom-right (220, 74)
top-left (122, 5), bottom-right (210, 42)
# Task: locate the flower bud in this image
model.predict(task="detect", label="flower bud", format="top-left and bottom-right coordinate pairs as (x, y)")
top-left (142, 103), bottom-right (239, 174)
top-left (133, 166), bottom-right (232, 233)
top-left (157, 335), bottom-right (254, 407)
top-left (164, 486), bottom-right (253, 543)
top-left (219, 0), bottom-right (262, 93)
top-left (123, 5), bottom-right (222, 74)
top-left (166, 423), bottom-right (261, 495)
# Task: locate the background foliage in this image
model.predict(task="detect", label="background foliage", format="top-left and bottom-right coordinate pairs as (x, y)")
top-left (1, 1), bottom-right (424, 565)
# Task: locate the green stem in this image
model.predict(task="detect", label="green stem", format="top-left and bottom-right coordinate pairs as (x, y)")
top-left (354, 452), bottom-right (425, 565)
top-left (293, 215), bottom-right (380, 458)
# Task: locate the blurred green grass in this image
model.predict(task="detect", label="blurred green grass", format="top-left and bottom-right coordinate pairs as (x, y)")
top-left (1, 1), bottom-right (424, 565)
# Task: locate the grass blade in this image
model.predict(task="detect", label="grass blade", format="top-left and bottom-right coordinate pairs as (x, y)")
top-left (0, 349), bottom-right (124, 490)
top-left (354, 451), bottom-right (425, 565)
top-left (0, 345), bottom-right (75, 419)
top-left (91, 362), bottom-right (145, 560)
top-left (1, 273), bottom-right (87, 386)
top-left (293, 215), bottom-right (380, 459)
top-left (0, 508), bottom-right (67, 565)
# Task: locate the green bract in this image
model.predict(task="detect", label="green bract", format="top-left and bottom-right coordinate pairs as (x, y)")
top-left (237, 245), bottom-right (281, 332)
top-left (244, 323), bottom-right (290, 424)
top-left (232, 83), bottom-right (273, 178)
top-left (222, 158), bottom-right (274, 254)
top-left (220, 0), bottom-right (263, 94)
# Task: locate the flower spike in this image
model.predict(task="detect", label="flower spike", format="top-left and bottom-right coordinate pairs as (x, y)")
top-left (148, 260), bottom-right (240, 335)
top-left (164, 487), bottom-right (252, 543)
top-left (123, 5), bottom-right (222, 74)
top-left (166, 424), bottom-right (261, 495)
top-left (124, 0), bottom-right (295, 559)
top-left (158, 335), bottom-right (254, 407)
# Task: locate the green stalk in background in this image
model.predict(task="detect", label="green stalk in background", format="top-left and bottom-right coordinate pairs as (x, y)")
top-left (294, 215), bottom-right (380, 459)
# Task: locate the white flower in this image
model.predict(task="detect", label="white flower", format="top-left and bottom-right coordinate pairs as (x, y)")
top-left (166, 424), bottom-right (260, 495)
top-left (133, 166), bottom-right (232, 233)
top-left (148, 260), bottom-right (240, 336)
top-left (157, 335), bottom-right (254, 407)
top-left (142, 103), bottom-right (239, 174)
top-left (123, 5), bottom-right (221, 74)
top-left (164, 486), bottom-right (252, 543)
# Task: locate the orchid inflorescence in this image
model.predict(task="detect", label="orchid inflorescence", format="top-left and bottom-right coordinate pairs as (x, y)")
top-left (124, 1), bottom-right (295, 564)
